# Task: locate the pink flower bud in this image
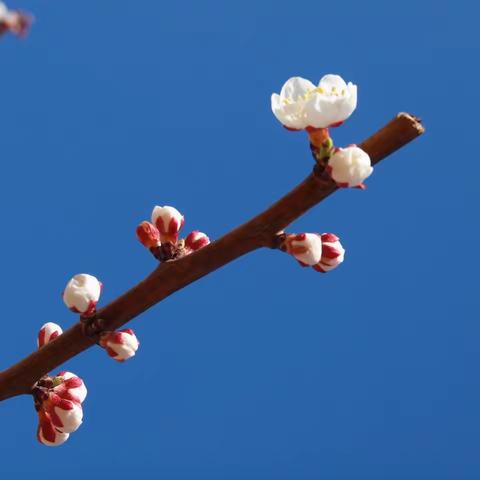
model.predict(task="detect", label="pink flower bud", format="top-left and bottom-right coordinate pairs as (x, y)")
top-left (37, 322), bottom-right (63, 349)
top-left (45, 393), bottom-right (83, 434)
top-left (136, 221), bottom-right (161, 248)
top-left (151, 205), bottom-right (184, 243)
top-left (53, 371), bottom-right (87, 404)
top-left (37, 411), bottom-right (70, 447)
top-left (313, 233), bottom-right (345, 273)
top-left (63, 274), bottom-right (102, 316)
top-left (285, 233), bottom-right (323, 266)
top-left (185, 230), bottom-right (210, 251)
top-left (99, 329), bottom-right (139, 362)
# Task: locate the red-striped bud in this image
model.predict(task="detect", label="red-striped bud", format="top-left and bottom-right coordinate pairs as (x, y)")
top-left (37, 410), bottom-right (70, 447)
top-left (151, 205), bottom-right (184, 243)
top-left (185, 230), bottom-right (210, 252)
top-left (37, 322), bottom-right (63, 349)
top-left (285, 233), bottom-right (323, 266)
top-left (136, 221), bottom-right (161, 248)
top-left (99, 329), bottom-right (139, 362)
top-left (313, 233), bottom-right (345, 273)
top-left (44, 393), bottom-right (83, 434)
top-left (53, 371), bottom-right (88, 404)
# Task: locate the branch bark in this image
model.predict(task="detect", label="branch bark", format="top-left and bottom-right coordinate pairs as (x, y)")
top-left (0, 112), bottom-right (424, 402)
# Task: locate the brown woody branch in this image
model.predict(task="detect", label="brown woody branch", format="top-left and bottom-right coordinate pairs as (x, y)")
top-left (0, 112), bottom-right (424, 402)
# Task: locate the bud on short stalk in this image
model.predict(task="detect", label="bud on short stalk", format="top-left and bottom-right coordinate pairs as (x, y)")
top-left (100, 329), bottom-right (139, 362)
top-left (63, 274), bottom-right (102, 316)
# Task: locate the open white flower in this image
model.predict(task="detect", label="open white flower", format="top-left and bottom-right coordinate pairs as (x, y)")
top-left (327, 146), bottom-right (373, 188)
top-left (271, 74), bottom-right (357, 130)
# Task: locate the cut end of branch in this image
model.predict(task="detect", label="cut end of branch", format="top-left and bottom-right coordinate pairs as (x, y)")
top-left (360, 112), bottom-right (425, 166)
top-left (397, 112), bottom-right (425, 135)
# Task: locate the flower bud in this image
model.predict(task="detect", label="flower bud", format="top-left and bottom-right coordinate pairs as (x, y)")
top-left (185, 230), bottom-right (210, 252)
top-left (37, 322), bottom-right (63, 349)
top-left (151, 205), bottom-right (184, 243)
top-left (63, 274), bottom-right (102, 316)
top-left (0, 3), bottom-right (32, 38)
top-left (313, 233), bottom-right (345, 273)
top-left (46, 393), bottom-right (83, 434)
top-left (99, 328), bottom-right (139, 362)
top-left (37, 411), bottom-right (70, 447)
top-left (327, 146), bottom-right (373, 188)
top-left (136, 221), bottom-right (161, 249)
top-left (285, 233), bottom-right (323, 266)
top-left (53, 371), bottom-right (87, 404)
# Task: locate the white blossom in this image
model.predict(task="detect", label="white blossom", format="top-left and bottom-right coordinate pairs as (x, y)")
top-left (271, 74), bottom-right (357, 130)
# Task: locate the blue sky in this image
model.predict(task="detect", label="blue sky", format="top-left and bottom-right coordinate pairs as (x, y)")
top-left (0, 1), bottom-right (478, 479)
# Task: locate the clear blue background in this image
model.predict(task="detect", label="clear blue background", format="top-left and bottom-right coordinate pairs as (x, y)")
top-left (0, 1), bottom-right (478, 478)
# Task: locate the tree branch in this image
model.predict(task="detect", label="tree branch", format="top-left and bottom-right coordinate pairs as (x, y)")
top-left (0, 112), bottom-right (424, 402)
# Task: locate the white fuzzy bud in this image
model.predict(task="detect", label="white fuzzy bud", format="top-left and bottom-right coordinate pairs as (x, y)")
top-left (62, 274), bottom-right (102, 316)
top-left (327, 146), bottom-right (373, 188)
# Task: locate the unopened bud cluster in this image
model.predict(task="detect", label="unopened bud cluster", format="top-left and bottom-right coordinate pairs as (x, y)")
top-left (33, 271), bottom-right (144, 446)
top-left (136, 205), bottom-right (210, 261)
top-left (35, 323), bottom-right (86, 446)
top-left (35, 371), bottom-right (87, 446)
top-left (0, 2), bottom-right (31, 37)
top-left (285, 232), bottom-right (345, 273)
